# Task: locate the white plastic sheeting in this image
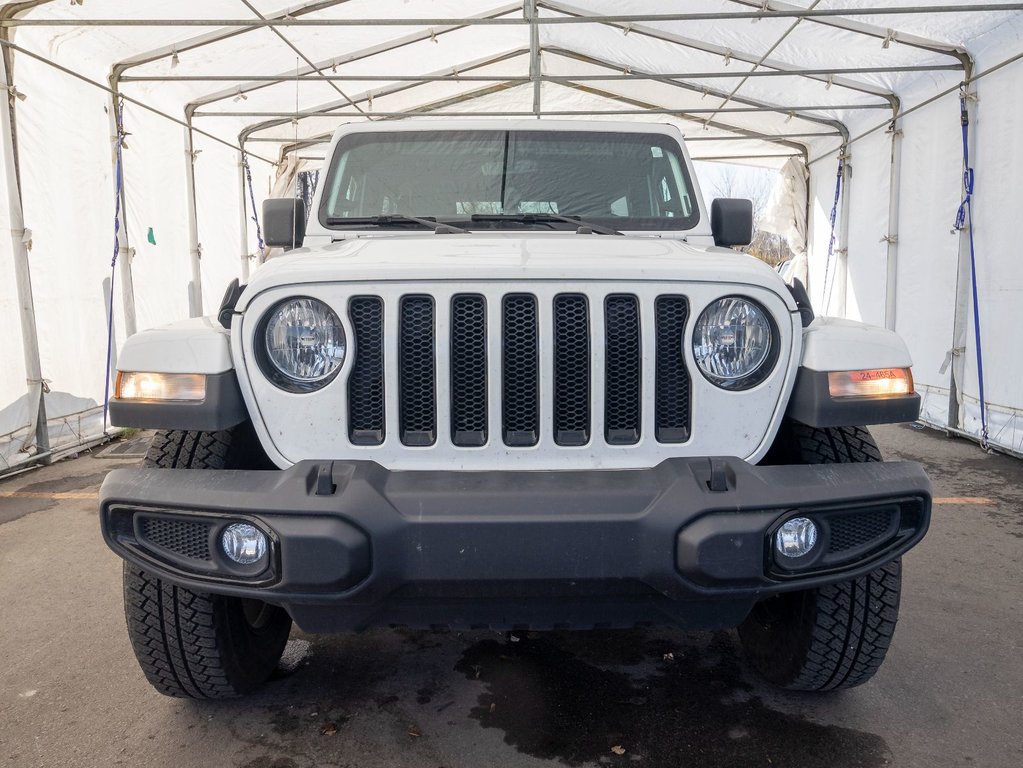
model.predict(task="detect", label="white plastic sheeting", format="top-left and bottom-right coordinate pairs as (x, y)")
top-left (0, 1), bottom-right (1021, 470)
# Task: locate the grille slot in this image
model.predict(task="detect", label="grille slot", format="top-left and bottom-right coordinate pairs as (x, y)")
top-left (450, 294), bottom-right (488, 446)
top-left (502, 294), bottom-right (540, 446)
top-left (399, 295), bottom-right (437, 446)
top-left (139, 517), bottom-right (212, 561)
top-left (348, 297), bottom-right (385, 445)
top-left (654, 295), bottom-right (691, 443)
top-left (553, 294), bottom-right (590, 446)
top-left (604, 294), bottom-right (642, 445)
top-left (828, 508), bottom-right (898, 554)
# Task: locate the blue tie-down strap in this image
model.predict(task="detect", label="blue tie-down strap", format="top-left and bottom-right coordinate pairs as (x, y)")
top-left (821, 155), bottom-right (844, 307)
top-left (951, 93), bottom-right (988, 447)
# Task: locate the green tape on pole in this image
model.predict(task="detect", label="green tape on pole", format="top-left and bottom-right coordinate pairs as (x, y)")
top-left (147, 227), bottom-right (156, 245)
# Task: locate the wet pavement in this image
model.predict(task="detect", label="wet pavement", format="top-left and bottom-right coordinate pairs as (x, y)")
top-left (1, 424), bottom-right (1021, 767)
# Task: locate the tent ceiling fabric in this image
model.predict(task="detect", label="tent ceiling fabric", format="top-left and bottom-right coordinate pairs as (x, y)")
top-left (4, 0), bottom-right (1020, 161)
top-left (1, 0), bottom-right (1022, 469)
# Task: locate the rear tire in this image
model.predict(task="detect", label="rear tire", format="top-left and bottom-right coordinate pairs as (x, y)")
top-left (123, 424), bottom-right (290, 699)
top-left (739, 424), bottom-right (902, 691)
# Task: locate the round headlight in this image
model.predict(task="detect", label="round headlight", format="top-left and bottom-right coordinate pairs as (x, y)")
top-left (262, 297), bottom-right (346, 391)
top-left (692, 297), bottom-right (775, 390)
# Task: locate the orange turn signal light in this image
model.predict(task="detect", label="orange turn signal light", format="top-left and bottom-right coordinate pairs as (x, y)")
top-left (828, 367), bottom-right (913, 398)
top-left (115, 372), bottom-right (207, 401)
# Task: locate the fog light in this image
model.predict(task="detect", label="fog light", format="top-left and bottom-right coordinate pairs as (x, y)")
top-left (221, 523), bottom-right (267, 565)
top-left (775, 517), bottom-right (818, 559)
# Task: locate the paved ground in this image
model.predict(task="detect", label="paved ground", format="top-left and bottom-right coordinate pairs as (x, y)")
top-left (0, 424), bottom-right (1020, 768)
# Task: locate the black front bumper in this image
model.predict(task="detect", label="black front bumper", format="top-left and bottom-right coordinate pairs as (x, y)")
top-left (99, 457), bottom-right (930, 632)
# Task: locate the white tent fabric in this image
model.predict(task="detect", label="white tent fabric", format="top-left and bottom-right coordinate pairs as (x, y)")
top-left (1, 0), bottom-right (1021, 471)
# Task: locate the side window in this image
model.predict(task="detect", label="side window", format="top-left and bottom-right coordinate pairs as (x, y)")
top-left (611, 195), bottom-right (629, 216)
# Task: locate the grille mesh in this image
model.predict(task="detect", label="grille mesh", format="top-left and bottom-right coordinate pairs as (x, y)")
top-left (604, 295), bottom-right (641, 444)
top-left (654, 295), bottom-right (691, 443)
top-left (399, 295), bottom-right (437, 446)
top-left (348, 297), bottom-right (385, 445)
top-left (502, 294), bottom-right (539, 446)
top-left (450, 295), bottom-right (488, 446)
top-left (554, 294), bottom-right (590, 446)
top-left (828, 508), bottom-right (897, 553)
top-left (139, 517), bottom-right (212, 561)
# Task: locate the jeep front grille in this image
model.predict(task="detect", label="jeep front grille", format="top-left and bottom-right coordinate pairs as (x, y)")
top-left (450, 294), bottom-right (488, 447)
top-left (345, 291), bottom-right (690, 449)
top-left (348, 296), bottom-right (385, 445)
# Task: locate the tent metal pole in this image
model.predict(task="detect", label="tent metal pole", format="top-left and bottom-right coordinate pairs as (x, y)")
top-left (227, 48), bottom-right (530, 141)
top-left (0, 43), bottom-right (48, 460)
top-left (884, 114), bottom-right (903, 331)
top-left (248, 130), bottom-right (843, 145)
top-left (238, 148), bottom-right (250, 281)
top-left (540, 1), bottom-right (904, 103)
top-left (545, 48), bottom-right (851, 138)
top-left (6, 7), bottom-right (1021, 25)
top-left (106, 79), bottom-right (137, 338)
top-left (194, 103), bottom-right (891, 118)
top-left (121, 65), bottom-right (964, 83)
top-left (527, 0), bottom-right (540, 117)
top-left (808, 50), bottom-right (1023, 167)
top-left (830, 145), bottom-right (852, 318)
top-left (183, 112), bottom-right (203, 317)
top-left (0, 38), bottom-right (275, 164)
top-left (728, 0), bottom-right (972, 70)
top-left (181, 6), bottom-right (523, 111)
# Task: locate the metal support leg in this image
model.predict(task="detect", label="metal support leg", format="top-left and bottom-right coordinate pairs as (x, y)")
top-left (884, 117), bottom-right (903, 331)
top-left (1, 47), bottom-right (48, 459)
top-left (830, 149), bottom-right (852, 318)
top-left (238, 149), bottom-right (250, 281)
top-left (107, 89), bottom-right (137, 337)
top-left (184, 118), bottom-right (203, 316)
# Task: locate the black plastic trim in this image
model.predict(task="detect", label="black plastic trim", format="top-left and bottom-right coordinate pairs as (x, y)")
top-left (108, 371), bottom-right (248, 431)
top-left (787, 368), bottom-right (922, 427)
top-left (99, 457), bottom-right (931, 632)
top-left (787, 278), bottom-right (814, 328)
top-left (217, 278), bottom-right (245, 329)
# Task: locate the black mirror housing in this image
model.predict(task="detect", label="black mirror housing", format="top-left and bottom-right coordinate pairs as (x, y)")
top-left (710, 198), bottom-right (753, 248)
top-left (262, 198), bottom-right (307, 249)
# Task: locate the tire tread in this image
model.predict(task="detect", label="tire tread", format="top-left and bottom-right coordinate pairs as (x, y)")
top-left (740, 424), bottom-right (901, 691)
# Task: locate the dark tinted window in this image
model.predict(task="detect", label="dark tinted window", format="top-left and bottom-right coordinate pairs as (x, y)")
top-left (319, 130), bottom-right (699, 231)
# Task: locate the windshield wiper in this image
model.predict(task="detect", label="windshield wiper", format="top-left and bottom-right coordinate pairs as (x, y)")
top-left (325, 215), bottom-right (467, 234)
top-left (469, 213), bottom-right (623, 236)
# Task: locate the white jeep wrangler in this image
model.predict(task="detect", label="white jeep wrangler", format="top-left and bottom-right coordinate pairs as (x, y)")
top-left (100, 121), bottom-right (930, 699)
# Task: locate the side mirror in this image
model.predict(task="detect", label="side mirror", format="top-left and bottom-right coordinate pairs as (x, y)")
top-left (262, 198), bottom-right (307, 249)
top-left (710, 198), bottom-right (753, 248)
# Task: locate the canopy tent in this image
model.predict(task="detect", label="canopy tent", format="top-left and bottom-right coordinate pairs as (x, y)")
top-left (1, 0), bottom-right (1021, 472)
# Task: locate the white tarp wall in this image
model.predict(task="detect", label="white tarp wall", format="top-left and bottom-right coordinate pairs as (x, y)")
top-left (0, 0), bottom-right (1021, 471)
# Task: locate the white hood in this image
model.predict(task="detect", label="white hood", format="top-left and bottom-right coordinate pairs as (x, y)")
top-left (238, 234), bottom-right (795, 311)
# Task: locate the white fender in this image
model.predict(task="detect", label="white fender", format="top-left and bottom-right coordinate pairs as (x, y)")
top-left (800, 317), bottom-right (912, 372)
top-left (117, 317), bottom-right (233, 374)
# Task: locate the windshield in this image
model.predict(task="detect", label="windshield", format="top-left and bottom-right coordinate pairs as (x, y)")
top-left (319, 130), bottom-right (700, 232)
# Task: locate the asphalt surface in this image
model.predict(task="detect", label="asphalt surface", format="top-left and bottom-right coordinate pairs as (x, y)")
top-left (0, 424), bottom-right (1020, 768)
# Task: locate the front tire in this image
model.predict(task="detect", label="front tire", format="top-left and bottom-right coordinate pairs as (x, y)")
top-left (739, 424), bottom-right (902, 691)
top-left (123, 564), bottom-right (292, 699)
top-left (123, 425), bottom-right (291, 699)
